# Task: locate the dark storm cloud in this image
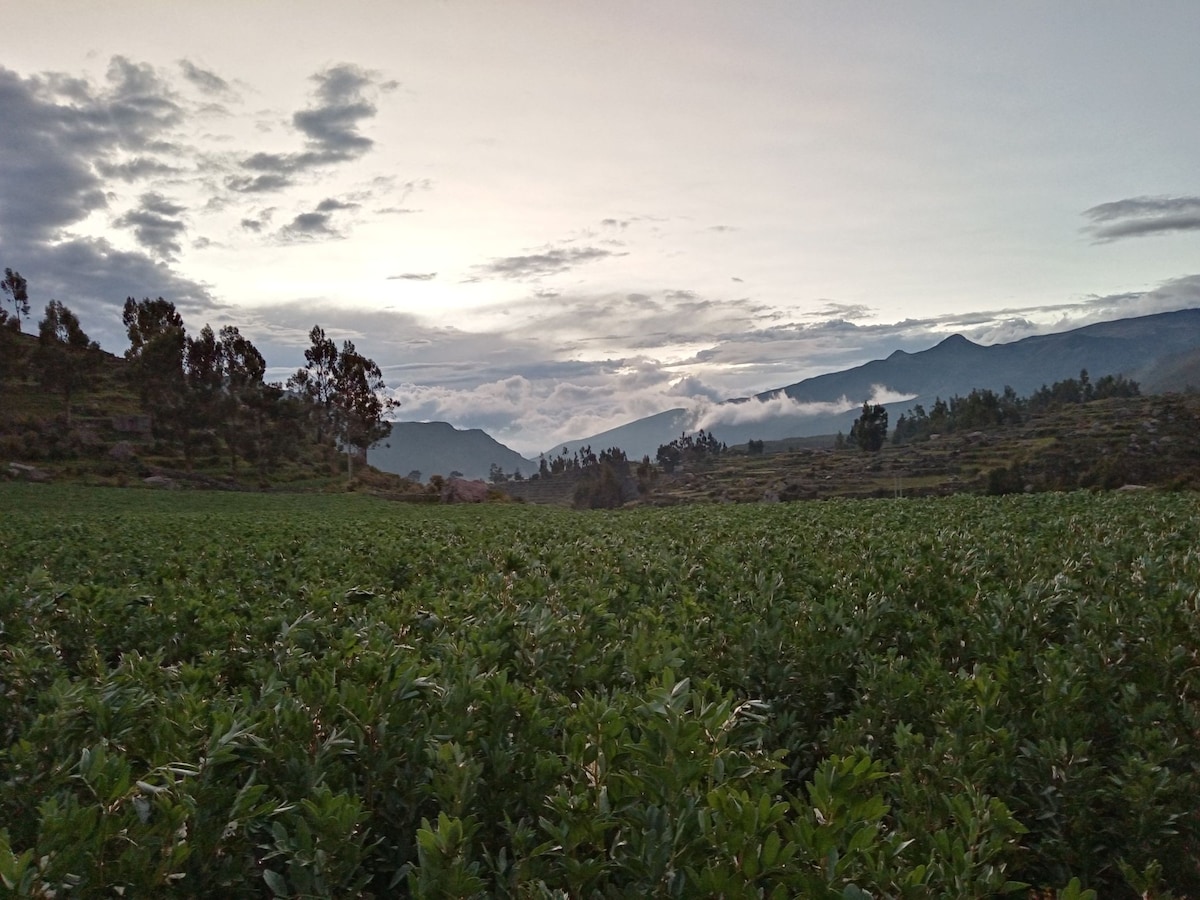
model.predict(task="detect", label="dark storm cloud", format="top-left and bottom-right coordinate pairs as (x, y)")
top-left (0, 61), bottom-right (183, 243)
top-left (1083, 195), bottom-right (1200, 241)
top-left (388, 272), bottom-right (437, 281)
top-left (227, 64), bottom-right (388, 192)
top-left (178, 60), bottom-right (235, 96)
top-left (113, 192), bottom-right (188, 259)
top-left (22, 236), bottom-right (219, 350)
top-left (0, 61), bottom-right (215, 341)
top-left (469, 246), bottom-right (621, 281)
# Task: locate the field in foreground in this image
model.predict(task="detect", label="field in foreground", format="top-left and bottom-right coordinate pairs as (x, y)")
top-left (2, 485), bottom-right (1199, 897)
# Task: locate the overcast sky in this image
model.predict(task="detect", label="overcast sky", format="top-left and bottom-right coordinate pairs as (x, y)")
top-left (2, 2), bottom-right (1198, 454)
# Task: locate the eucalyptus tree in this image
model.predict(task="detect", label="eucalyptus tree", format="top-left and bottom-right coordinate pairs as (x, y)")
top-left (332, 339), bottom-right (397, 479)
top-left (33, 300), bottom-right (98, 424)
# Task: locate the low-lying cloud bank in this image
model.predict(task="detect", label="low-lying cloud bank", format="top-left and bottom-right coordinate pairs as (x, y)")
top-left (689, 385), bottom-right (917, 433)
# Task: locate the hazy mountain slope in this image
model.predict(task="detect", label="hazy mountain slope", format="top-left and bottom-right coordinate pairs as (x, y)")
top-left (558, 308), bottom-right (1200, 458)
top-left (369, 421), bottom-right (534, 481)
top-left (545, 408), bottom-right (693, 462)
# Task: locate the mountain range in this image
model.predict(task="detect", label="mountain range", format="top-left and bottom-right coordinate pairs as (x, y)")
top-left (370, 308), bottom-right (1200, 477)
top-left (368, 421), bottom-right (534, 482)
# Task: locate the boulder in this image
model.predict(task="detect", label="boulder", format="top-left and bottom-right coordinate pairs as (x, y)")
top-left (441, 478), bottom-right (490, 503)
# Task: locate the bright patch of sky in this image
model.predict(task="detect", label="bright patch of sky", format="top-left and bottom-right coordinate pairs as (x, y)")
top-left (2, 2), bottom-right (1198, 453)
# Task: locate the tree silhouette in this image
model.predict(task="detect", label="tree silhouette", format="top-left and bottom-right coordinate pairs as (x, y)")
top-left (34, 300), bottom-right (98, 424)
top-left (122, 297), bottom-right (187, 439)
top-left (1, 269), bottom-right (29, 330)
top-left (850, 402), bottom-right (888, 451)
top-left (331, 339), bottom-right (397, 478)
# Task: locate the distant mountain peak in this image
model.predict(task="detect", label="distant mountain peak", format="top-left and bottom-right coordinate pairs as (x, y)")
top-left (935, 333), bottom-right (978, 349)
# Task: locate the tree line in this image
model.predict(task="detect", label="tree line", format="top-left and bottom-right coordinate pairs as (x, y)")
top-left (1, 267), bottom-right (396, 482)
top-left (889, 370), bottom-right (1139, 446)
top-left (843, 369), bottom-right (1141, 451)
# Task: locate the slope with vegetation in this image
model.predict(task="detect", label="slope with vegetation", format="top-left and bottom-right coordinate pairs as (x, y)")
top-left (636, 392), bottom-right (1200, 506)
top-left (0, 270), bottom-right (405, 492)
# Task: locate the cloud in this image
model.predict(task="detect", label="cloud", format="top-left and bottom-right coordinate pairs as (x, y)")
top-left (96, 157), bottom-right (181, 181)
top-left (112, 191), bottom-right (187, 259)
top-left (279, 211), bottom-right (340, 240)
top-left (0, 61), bottom-right (215, 342)
top-left (388, 272), bottom-right (437, 281)
top-left (691, 384), bottom-right (916, 432)
top-left (226, 172), bottom-right (293, 193)
top-left (275, 195), bottom-right (361, 241)
top-left (226, 64), bottom-right (387, 192)
top-left (178, 60), bottom-right (235, 97)
top-left (1083, 195), bottom-right (1200, 241)
top-left (809, 301), bottom-right (875, 321)
top-left (0, 61), bottom-right (183, 244)
top-left (315, 197), bottom-right (358, 212)
top-left (469, 246), bottom-right (622, 281)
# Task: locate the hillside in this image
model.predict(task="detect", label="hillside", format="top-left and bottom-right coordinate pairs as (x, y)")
top-left (557, 308), bottom-right (1200, 457)
top-left (639, 393), bottom-right (1200, 505)
top-left (0, 330), bottom-right (393, 491)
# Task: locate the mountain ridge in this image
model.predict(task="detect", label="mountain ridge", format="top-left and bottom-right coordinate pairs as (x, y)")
top-left (553, 308), bottom-right (1200, 459)
top-left (369, 420), bottom-right (534, 482)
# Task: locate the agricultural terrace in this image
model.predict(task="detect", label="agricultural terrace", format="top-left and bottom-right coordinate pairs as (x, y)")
top-left (2, 484), bottom-right (1199, 897)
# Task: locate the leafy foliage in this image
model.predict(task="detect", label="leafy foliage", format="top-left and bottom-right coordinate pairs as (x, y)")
top-left (1, 268), bottom-right (30, 330)
top-left (32, 301), bottom-right (99, 424)
top-left (850, 402), bottom-right (888, 451)
top-left (2, 487), bottom-right (1199, 896)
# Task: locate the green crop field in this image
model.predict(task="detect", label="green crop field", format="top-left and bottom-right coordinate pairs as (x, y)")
top-left (2, 484), bottom-right (1199, 897)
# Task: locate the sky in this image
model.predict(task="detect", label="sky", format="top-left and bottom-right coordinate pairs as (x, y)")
top-left (2, 1), bottom-right (1198, 455)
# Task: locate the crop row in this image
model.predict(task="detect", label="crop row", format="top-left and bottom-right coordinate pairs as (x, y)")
top-left (2, 484), bottom-right (1198, 897)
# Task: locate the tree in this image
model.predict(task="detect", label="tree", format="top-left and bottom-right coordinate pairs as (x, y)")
top-left (331, 339), bottom-right (397, 478)
top-left (123, 296), bottom-right (183, 359)
top-left (1, 269), bottom-right (30, 330)
top-left (217, 326), bottom-right (267, 475)
top-left (123, 297), bottom-right (186, 439)
top-left (33, 300), bottom-right (98, 424)
top-left (287, 325), bottom-right (339, 443)
top-left (849, 402), bottom-right (888, 452)
top-left (181, 325), bottom-right (224, 467)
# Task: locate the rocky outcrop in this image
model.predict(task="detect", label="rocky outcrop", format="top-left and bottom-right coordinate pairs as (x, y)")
top-left (441, 478), bottom-right (491, 503)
